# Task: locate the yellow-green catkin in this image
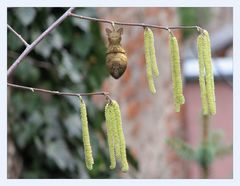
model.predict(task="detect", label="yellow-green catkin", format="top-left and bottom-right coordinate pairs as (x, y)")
top-left (197, 30), bottom-right (216, 115)
top-left (203, 30), bottom-right (216, 115)
top-left (197, 33), bottom-right (209, 115)
top-left (112, 107), bottom-right (121, 160)
top-left (104, 103), bottom-right (116, 169)
top-left (111, 100), bottom-right (129, 172)
top-left (105, 102), bottom-right (121, 161)
top-left (79, 96), bottom-right (94, 170)
top-left (169, 34), bottom-right (185, 112)
top-left (148, 28), bottom-right (159, 77)
top-left (144, 27), bottom-right (158, 94)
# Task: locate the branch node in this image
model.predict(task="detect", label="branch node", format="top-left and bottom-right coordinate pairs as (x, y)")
top-left (196, 26), bottom-right (204, 34)
top-left (105, 94), bottom-right (112, 103)
top-left (167, 28), bottom-right (174, 36)
top-left (111, 21), bottom-right (115, 30)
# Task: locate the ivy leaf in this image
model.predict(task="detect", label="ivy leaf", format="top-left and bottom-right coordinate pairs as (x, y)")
top-left (63, 114), bottom-right (82, 139)
top-left (15, 8), bottom-right (36, 26)
top-left (7, 32), bottom-right (23, 50)
top-left (52, 31), bottom-right (63, 49)
top-left (61, 50), bottom-right (82, 83)
top-left (15, 59), bottom-right (40, 84)
top-left (35, 36), bottom-right (53, 58)
top-left (46, 139), bottom-right (75, 171)
top-left (73, 33), bottom-right (92, 58)
top-left (73, 18), bottom-right (90, 32)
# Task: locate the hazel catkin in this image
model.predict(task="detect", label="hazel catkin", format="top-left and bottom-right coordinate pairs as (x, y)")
top-left (203, 30), bottom-right (216, 115)
top-left (104, 102), bottom-right (116, 169)
top-left (169, 34), bottom-right (185, 112)
top-left (104, 100), bottom-right (129, 172)
top-left (111, 100), bottom-right (129, 172)
top-left (197, 33), bottom-right (209, 115)
top-left (197, 30), bottom-right (216, 115)
top-left (148, 28), bottom-right (159, 77)
top-left (79, 96), bottom-right (94, 170)
top-left (144, 27), bottom-right (159, 94)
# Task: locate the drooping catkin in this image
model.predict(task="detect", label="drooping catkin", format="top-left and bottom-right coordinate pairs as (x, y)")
top-left (111, 100), bottom-right (129, 172)
top-left (197, 30), bottom-right (216, 115)
top-left (169, 34), bottom-right (185, 112)
top-left (112, 107), bottom-right (121, 160)
top-left (202, 30), bottom-right (216, 115)
top-left (144, 27), bottom-right (158, 94)
top-left (104, 103), bottom-right (116, 169)
top-left (148, 28), bottom-right (159, 77)
top-left (79, 96), bottom-right (94, 170)
top-left (197, 33), bottom-right (209, 115)
top-left (105, 102), bottom-right (121, 161)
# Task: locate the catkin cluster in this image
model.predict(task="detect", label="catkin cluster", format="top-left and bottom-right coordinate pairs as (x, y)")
top-left (105, 100), bottom-right (129, 172)
top-left (169, 34), bottom-right (185, 112)
top-left (197, 30), bottom-right (216, 115)
top-left (79, 96), bottom-right (94, 170)
top-left (144, 27), bottom-right (159, 94)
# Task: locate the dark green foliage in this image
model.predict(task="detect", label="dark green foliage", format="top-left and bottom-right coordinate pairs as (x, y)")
top-left (8, 7), bottom-right (137, 178)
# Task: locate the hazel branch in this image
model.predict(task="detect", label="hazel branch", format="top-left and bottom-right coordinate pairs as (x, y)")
top-left (7, 7), bottom-right (75, 77)
top-left (7, 7), bottom-right (203, 78)
top-left (7, 83), bottom-right (110, 97)
top-left (7, 24), bottom-right (29, 47)
top-left (69, 12), bottom-right (201, 31)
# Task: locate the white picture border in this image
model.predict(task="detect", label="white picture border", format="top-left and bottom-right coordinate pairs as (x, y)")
top-left (1, 0), bottom-right (239, 186)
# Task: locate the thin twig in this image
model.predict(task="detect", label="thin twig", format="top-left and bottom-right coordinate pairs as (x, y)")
top-left (7, 83), bottom-right (109, 97)
top-left (7, 24), bottom-right (29, 47)
top-left (7, 7), bottom-right (75, 77)
top-left (69, 12), bottom-right (200, 31)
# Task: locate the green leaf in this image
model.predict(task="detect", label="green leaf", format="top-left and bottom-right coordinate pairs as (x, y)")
top-left (7, 32), bottom-right (23, 50)
top-left (35, 36), bottom-right (53, 58)
top-left (52, 31), bottom-right (63, 49)
top-left (46, 140), bottom-right (75, 171)
top-left (61, 50), bottom-right (82, 83)
top-left (14, 59), bottom-right (40, 84)
top-left (13, 119), bottom-right (41, 149)
top-left (15, 8), bottom-right (36, 26)
top-left (167, 138), bottom-right (196, 161)
top-left (196, 144), bottom-right (215, 167)
top-left (73, 33), bottom-right (92, 58)
top-left (73, 19), bottom-right (90, 32)
top-left (63, 114), bottom-right (82, 138)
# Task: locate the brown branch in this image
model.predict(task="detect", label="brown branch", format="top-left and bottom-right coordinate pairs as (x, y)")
top-left (7, 83), bottom-right (110, 97)
top-left (7, 24), bottom-right (29, 47)
top-left (7, 7), bottom-right (75, 77)
top-left (69, 12), bottom-right (201, 31)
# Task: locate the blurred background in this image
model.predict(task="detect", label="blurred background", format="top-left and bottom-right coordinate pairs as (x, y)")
top-left (7, 7), bottom-right (233, 179)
